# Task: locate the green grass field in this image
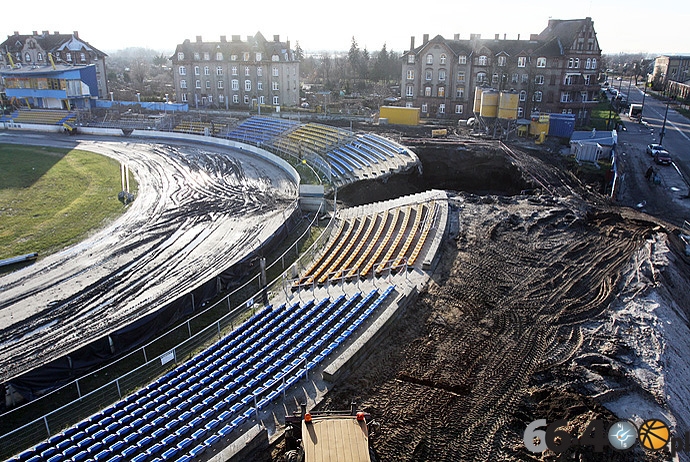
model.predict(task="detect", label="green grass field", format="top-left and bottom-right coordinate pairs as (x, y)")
top-left (0, 144), bottom-right (136, 261)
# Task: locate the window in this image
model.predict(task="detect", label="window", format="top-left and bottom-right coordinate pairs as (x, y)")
top-left (568, 58), bottom-right (574, 68)
top-left (257, 81), bottom-right (263, 90)
top-left (243, 52), bottom-right (250, 61)
top-left (492, 73), bottom-right (499, 84)
top-left (536, 57), bottom-right (546, 68)
top-left (272, 81), bottom-right (279, 90)
top-left (425, 70), bottom-right (432, 81)
top-left (517, 56), bottom-right (526, 67)
top-left (561, 92), bottom-right (573, 103)
top-left (231, 79), bottom-right (239, 90)
top-left (533, 91), bottom-right (543, 102)
top-left (180, 79), bottom-right (187, 89)
top-left (217, 66), bottom-right (223, 75)
top-left (459, 55), bottom-right (467, 64)
top-left (204, 66), bottom-right (210, 75)
top-left (592, 58), bottom-right (597, 69)
top-left (581, 91), bottom-right (588, 102)
top-left (178, 52), bottom-right (184, 60)
top-left (521, 74), bottom-right (528, 83)
top-left (424, 87), bottom-right (432, 97)
top-left (194, 66), bottom-right (200, 76)
top-left (511, 73), bottom-right (518, 83)
top-left (478, 55), bottom-right (488, 66)
top-left (257, 67), bottom-right (263, 77)
top-left (195, 80), bottom-right (201, 89)
top-left (244, 95), bottom-right (249, 104)
top-left (407, 69), bottom-right (415, 80)
top-left (273, 96), bottom-right (279, 105)
top-left (518, 107), bottom-right (524, 118)
top-left (204, 52), bottom-right (210, 60)
top-left (408, 54), bottom-right (415, 64)
top-left (245, 80), bottom-right (252, 91)
top-left (272, 67), bottom-right (279, 76)
top-left (456, 87), bottom-right (464, 98)
top-left (426, 54), bottom-right (433, 65)
top-left (232, 94), bottom-right (239, 103)
top-left (259, 95), bottom-right (265, 105)
top-left (439, 69), bottom-right (446, 81)
top-left (438, 86), bottom-right (445, 97)
top-left (535, 75), bottom-right (544, 85)
top-left (519, 90), bottom-right (526, 101)
top-left (586, 58), bottom-right (591, 69)
top-left (574, 58), bottom-right (580, 68)
top-left (256, 52), bottom-right (262, 61)
top-left (440, 54), bottom-right (447, 65)
top-left (232, 66), bottom-right (238, 75)
top-left (272, 55), bottom-right (279, 61)
top-left (181, 93), bottom-right (188, 102)
top-left (66, 52), bottom-right (72, 62)
top-left (457, 71), bottom-right (465, 83)
top-left (498, 56), bottom-right (507, 67)
top-left (455, 104), bottom-right (463, 114)
top-left (477, 72), bottom-right (487, 84)
top-left (206, 80), bottom-right (211, 89)
top-left (439, 103), bottom-right (445, 114)
top-left (421, 103), bottom-right (428, 113)
top-left (37, 53), bottom-right (43, 61)
top-left (179, 66), bottom-right (186, 75)
top-left (194, 52), bottom-right (200, 60)
top-left (216, 52), bottom-right (223, 60)
top-left (219, 94), bottom-right (225, 103)
top-left (245, 66), bottom-right (250, 76)
top-left (564, 75), bottom-right (575, 85)
top-left (406, 85), bottom-right (414, 97)
top-left (584, 74), bottom-right (591, 85)
top-left (231, 54), bottom-right (238, 61)
top-left (218, 80), bottom-right (224, 89)
top-left (80, 53), bottom-right (86, 62)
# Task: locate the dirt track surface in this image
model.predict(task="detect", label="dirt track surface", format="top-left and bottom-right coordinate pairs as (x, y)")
top-left (268, 143), bottom-right (690, 461)
top-left (0, 135), bottom-right (297, 384)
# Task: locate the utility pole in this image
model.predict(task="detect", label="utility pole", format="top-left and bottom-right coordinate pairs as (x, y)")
top-left (659, 98), bottom-right (670, 145)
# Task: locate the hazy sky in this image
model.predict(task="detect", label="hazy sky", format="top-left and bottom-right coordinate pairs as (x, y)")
top-left (2, 0), bottom-right (688, 55)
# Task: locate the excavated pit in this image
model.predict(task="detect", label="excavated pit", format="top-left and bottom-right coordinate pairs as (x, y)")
top-left (336, 143), bottom-right (531, 207)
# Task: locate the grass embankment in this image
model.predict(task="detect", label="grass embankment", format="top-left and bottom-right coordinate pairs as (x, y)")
top-left (0, 144), bottom-right (135, 261)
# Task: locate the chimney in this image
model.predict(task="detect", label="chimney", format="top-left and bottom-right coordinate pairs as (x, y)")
top-left (273, 35), bottom-right (280, 42)
top-left (410, 36), bottom-right (415, 51)
top-left (73, 31), bottom-right (79, 38)
top-left (220, 35), bottom-right (227, 42)
top-left (232, 35), bottom-right (241, 42)
top-left (13, 31), bottom-right (19, 36)
top-left (530, 34), bottom-right (539, 40)
top-left (54, 31), bottom-right (60, 35)
top-left (42, 30), bottom-right (49, 36)
top-left (423, 34), bottom-right (429, 44)
top-left (495, 34), bottom-right (499, 40)
top-left (504, 33), bottom-right (507, 40)
top-left (196, 35), bottom-right (202, 43)
top-left (454, 34), bottom-right (460, 40)
top-left (517, 34), bottom-right (520, 40)
top-left (470, 33), bottom-right (481, 40)
top-left (33, 31), bottom-right (38, 36)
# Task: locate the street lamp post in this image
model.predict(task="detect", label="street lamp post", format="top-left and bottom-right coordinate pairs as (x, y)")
top-left (658, 98), bottom-right (670, 145)
top-left (640, 82), bottom-right (648, 123)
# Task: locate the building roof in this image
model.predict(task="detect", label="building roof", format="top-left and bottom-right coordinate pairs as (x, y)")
top-left (0, 63), bottom-right (95, 76)
top-left (0, 31), bottom-right (107, 58)
top-left (570, 129), bottom-right (617, 146)
top-left (172, 31), bottom-right (296, 62)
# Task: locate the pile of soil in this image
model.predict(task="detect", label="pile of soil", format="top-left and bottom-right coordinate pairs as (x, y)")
top-left (266, 141), bottom-right (690, 461)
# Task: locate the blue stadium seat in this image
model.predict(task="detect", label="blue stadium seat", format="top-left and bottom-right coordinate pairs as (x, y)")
top-left (72, 450), bottom-right (89, 462)
top-left (131, 453), bottom-right (148, 462)
top-left (217, 423), bottom-right (234, 437)
top-left (176, 438), bottom-right (194, 451)
top-left (121, 445), bottom-right (138, 459)
top-left (189, 443), bottom-right (206, 458)
top-left (160, 447), bottom-right (179, 460)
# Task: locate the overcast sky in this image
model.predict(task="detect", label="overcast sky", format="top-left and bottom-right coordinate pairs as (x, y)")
top-left (2, 0), bottom-right (688, 56)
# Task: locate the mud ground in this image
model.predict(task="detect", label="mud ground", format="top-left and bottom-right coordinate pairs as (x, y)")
top-left (266, 139), bottom-right (690, 461)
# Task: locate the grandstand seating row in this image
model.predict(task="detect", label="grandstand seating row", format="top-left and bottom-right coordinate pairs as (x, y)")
top-left (8, 109), bottom-right (76, 125)
top-left (224, 116), bottom-right (416, 185)
top-left (296, 201), bottom-right (439, 287)
top-left (173, 121), bottom-right (227, 136)
top-left (8, 286), bottom-right (396, 462)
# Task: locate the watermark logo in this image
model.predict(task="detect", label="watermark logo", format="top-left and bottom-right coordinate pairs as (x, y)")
top-left (608, 420), bottom-right (638, 450)
top-left (638, 419), bottom-right (670, 451)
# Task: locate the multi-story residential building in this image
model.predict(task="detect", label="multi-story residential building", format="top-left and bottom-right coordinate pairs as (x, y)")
top-left (652, 55), bottom-right (690, 86)
top-left (171, 32), bottom-right (299, 110)
top-left (0, 31), bottom-right (108, 99)
top-left (401, 18), bottom-right (602, 126)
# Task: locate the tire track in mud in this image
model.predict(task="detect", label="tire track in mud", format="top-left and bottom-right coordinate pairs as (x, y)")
top-left (0, 140), bottom-right (296, 383)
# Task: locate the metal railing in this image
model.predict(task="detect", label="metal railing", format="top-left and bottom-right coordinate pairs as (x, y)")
top-left (0, 196), bottom-right (337, 460)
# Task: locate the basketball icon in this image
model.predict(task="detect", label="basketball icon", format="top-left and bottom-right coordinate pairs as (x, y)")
top-left (638, 419), bottom-right (670, 451)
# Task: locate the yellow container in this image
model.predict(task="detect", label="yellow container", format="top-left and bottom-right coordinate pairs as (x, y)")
top-left (498, 91), bottom-right (519, 120)
top-left (479, 90), bottom-right (498, 118)
top-left (379, 106), bottom-right (420, 126)
top-left (473, 87), bottom-right (483, 113)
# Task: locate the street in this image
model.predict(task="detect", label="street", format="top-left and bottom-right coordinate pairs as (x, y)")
top-left (614, 81), bottom-right (690, 227)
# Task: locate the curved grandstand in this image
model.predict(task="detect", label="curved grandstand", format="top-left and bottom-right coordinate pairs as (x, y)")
top-left (0, 117), bottom-right (439, 461)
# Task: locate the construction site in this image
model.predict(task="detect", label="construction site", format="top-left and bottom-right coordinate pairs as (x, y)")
top-left (1, 109), bottom-right (690, 462)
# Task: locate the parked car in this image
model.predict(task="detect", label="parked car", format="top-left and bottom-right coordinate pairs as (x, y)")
top-left (647, 143), bottom-right (664, 156)
top-left (654, 150), bottom-right (672, 165)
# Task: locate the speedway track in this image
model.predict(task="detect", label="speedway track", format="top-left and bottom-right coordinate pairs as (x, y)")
top-left (0, 134), bottom-right (298, 385)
